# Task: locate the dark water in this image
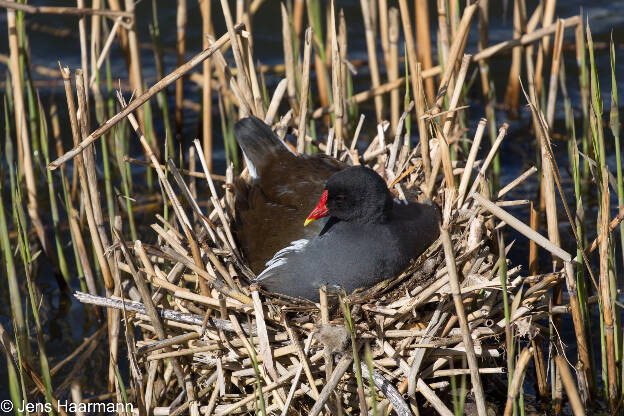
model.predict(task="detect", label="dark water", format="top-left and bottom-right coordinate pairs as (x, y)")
top-left (1, 0), bottom-right (624, 411)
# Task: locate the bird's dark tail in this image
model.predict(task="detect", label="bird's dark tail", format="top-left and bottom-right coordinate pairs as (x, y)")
top-left (234, 116), bottom-right (293, 178)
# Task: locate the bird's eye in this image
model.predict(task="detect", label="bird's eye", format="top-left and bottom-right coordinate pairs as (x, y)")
top-left (336, 195), bottom-right (345, 203)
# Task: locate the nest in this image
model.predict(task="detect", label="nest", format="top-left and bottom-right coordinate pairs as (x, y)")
top-left (77, 115), bottom-right (558, 415)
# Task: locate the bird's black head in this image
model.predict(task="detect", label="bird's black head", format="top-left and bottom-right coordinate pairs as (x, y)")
top-left (305, 166), bottom-right (393, 225)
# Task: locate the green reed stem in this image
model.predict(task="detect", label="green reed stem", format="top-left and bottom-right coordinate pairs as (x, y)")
top-left (1, 100), bottom-right (27, 357)
top-left (609, 36), bottom-right (624, 280)
top-left (38, 98), bottom-right (69, 284)
top-left (364, 342), bottom-right (378, 416)
top-left (247, 330), bottom-right (267, 416)
top-left (340, 294), bottom-right (367, 416)
top-left (150, 0), bottom-right (174, 159)
top-left (12, 166), bottom-right (54, 416)
top-left (114, 125), bottom-right (137, 241)
top-left (498, 231), bottom-right (515, 412)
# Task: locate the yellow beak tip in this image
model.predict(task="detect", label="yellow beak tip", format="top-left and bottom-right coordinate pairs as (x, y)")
top-left (304, 218), bottom-right (313, 227)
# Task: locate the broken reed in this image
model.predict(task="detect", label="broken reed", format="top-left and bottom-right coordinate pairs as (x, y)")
top-left (1, 0), bottom-right (623, 414)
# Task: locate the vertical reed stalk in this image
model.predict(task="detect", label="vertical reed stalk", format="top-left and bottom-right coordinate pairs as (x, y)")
top-left (498, 231), bottom-right (516, 414)
top-left (340, 295), bottom-right (367, 416)
top-left (397, 0), bottom-right (429, 178)
top-left (388, 8), bottom-right (399, 133)
top-left (588, 23), bottom-right (617, 408)
top-left (609, 36), bottom-right (624, 278)
top-left (441, 225), bottom-right (487, 416)
top-left (38, 99), bottom-right (70, 284)
top-left (338, 10), bottom-right (352, 128)
top-left (575, 20), bottom-right (590, 180)
top-left (297, 28), bottom-right (313, 154)
top-left (329, 0), bottom-right (343, 146)
top-left (306, 0), bottom-right (331, 121)
top-left (60, 66), bottom-right (113, 293)
top-left (0, 106), bottom-right (26, 354)
top-left (6, 5), bottom-right (47, 257)
top-left (199, 0), bottom-right (213, 171)
top-left (378, 0), bottom-right (390, 73)
top-left (437, 0), bottom-right (450, 75)
top-left (415, 0), bottom-right (435, 105)
top-left (545, 19), bottom-right (564, 129)
top-left (281, 3), bottom-right (299, 113)
top-left (477, 0), bottom-right (500, 190)
top-left (175, 0), bottom-right (187, 142)
top-left (503, 0), bottom-right (525, 114)
top-left (13, 176), bottom-right (55, 409)
top-left (149, 0), bottom-right (174, 159)
top-left (360, 0), bottom-right (383, 122)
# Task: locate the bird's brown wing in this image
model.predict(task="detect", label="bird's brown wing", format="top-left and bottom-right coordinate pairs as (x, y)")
top-left (234, 153), bottom-right (345, 274)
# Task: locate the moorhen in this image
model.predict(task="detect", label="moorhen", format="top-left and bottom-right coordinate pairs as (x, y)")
top-left (233, 117), bottom-right (439, 301)
top-left (233, 116), bottom-right (345, 273)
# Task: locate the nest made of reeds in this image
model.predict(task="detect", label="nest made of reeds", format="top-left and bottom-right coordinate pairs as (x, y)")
top-left (75, 102), bottom-right (562, 415)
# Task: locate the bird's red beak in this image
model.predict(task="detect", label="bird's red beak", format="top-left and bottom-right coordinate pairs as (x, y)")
top-left (304, 190), bottom-right (329, 226)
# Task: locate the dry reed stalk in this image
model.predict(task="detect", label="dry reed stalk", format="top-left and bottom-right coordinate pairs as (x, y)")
top-left (76, 70), bottom-right (115, 292)
top-left (77, 0), bottom-right (89, 104)
top-left (496, 166), bottom-right (537, 199)
top-left (89, 16), bottom-right (123, 88)
top-left (60, 66), bottom-right (114, 291)
top-left (528, 204), bottom-right (548, 398)
top-left (534, 0), bottom-right (556, 95)
top-left (210, 44), bottom-right (252, 117)
top-left (360, 0), bottom-right (383, 122)
top-left (472, 193), bottom-right (571, 262)
top-left (297, 27), bottom-right (313, 154)
top-left (118, 94), bottom-right (244, 301)
top-left (89, 0), bottom-right (101, 93)
top-left (219, 0), bottom-right (254, 114)
top-left (430, 3), bottom-right (478, 113)
top-left (318, 286), bottom-right (342, 415)
top-left (555, 355), bottom-right (586, 416)
top-left (503, 347), bottom-right (533, 416)
top-left (378, 0), bottom-right (390, 73)
top-left (124, 0), bottom-right (159, 157)
top-left (465, 124), bottom-right (507, 201)
top-left (426, 54), bottom-right (472, 195)
top-left (6, 5), bottom-right (47, 255)
top-left (264, 78), bottom-right (288, 125)
top-left (329, 0), bottom-right (343, 146)
top-left (293, 0), bottom-right (304, 38)
top-left (309, 351), bottom-right (354, 416)
top-left (545, 19), bottom-right (565, 128)
top-left (0, 0), bottom-right (132, 18)
top-left (49, 25), bottom-right (242, 169)
top-left (440, 225), bottom-right (487, 416)
top-left (0, 323), bottom-right (70, 416)
top-left (599, 150), bottom-right (617, 408)
top-left (175, 0), bottom-right (187, 141)
top-left (244, 34), bottom-right (265, 119)
top-left (338, 10), bottom-right (348, 124)
top-left (309, 16), bottom-right (580, 120)
top-left (124, 157), bottom-right (226, 181)
top-left (436, 0), bottom-right (450, 72)
top-left (199, 0), bottom-right (213, 170)
top-left (415, 0), bottom-right (435, 105)
top-left (503, 0), bottom-right (526, 113)
top-left (122, 238), bottom-right (197, 407)
top-left (456, 118), bottom-right (487, 207)
top-left (387, 7), bottom-right (400, 133)
top-left (397, 0), bottom-right (431, 186)
top-left (281, 4), bottom-right (298, 113)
